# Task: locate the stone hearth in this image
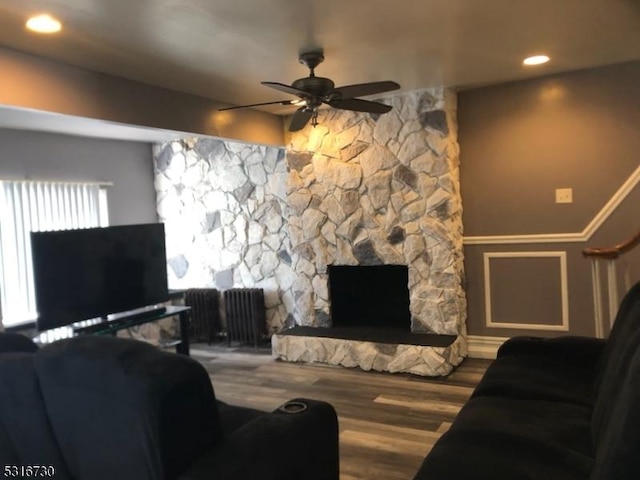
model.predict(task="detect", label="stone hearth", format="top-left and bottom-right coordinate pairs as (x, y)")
top-left (272, 327), bottom-right (466, 376)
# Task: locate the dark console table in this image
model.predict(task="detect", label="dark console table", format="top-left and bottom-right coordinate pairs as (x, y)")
top-left (73, 305), bottom-right (191, 356)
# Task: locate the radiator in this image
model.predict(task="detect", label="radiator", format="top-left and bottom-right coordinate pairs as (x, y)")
top-left (224, 288), bottom-right (265, 348)
top-left (184, 288), bottom-right (220, 344)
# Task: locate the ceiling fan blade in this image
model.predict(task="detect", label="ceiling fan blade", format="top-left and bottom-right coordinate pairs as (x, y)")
top-left (331, 81), bottom-right (400, 100)
top-left (219, 100), bottom-right (293, 111)
top-left (289, 108), bottom-right (313, 132)
top-left (261, 81), bottom-right (308, 97)
top-left (328, 98), bottom-right (392, 114)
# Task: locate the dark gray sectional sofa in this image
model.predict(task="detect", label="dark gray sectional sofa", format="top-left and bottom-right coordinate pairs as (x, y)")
top-left (414, 281), bottom-right (640, 480)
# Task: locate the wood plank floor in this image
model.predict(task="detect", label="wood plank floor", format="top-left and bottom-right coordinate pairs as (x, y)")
top-left (191, 344), bottom-right (490, 480)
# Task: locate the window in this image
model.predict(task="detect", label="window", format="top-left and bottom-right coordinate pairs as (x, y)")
top-left (0, 180), bottom-right (109, 328)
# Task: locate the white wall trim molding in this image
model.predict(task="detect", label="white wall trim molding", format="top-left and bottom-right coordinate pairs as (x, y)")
top-left (467, 335), bottom-right (508, 359)
top-left (464, 164), bottom-right (640, 245)
top-left (582, 164), bottom-right (640, 238)
top-left (483, 251), bottom-right (570, 332)
top-left (464, 232), bottom-right (585, 245)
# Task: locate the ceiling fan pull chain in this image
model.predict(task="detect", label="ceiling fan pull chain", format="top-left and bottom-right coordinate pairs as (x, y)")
top-left (311, 109), bottom-right (319, 127)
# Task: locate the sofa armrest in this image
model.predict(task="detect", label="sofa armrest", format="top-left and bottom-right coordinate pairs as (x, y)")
top-left (181, 398), bottom-right (339, 480)
top-left (498, 336), bottom-right (606, 368)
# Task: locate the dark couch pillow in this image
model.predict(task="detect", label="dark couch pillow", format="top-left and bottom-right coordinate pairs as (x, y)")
top-left (35, 336), bottom-right (223, 480)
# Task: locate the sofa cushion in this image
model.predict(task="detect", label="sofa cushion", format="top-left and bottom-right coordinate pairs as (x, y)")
top-left (414, 393), bottom-right (595, 479)
top-left (35, 336), bottom-right (224, 480)
top-left (414, 427), bottom-right (593, 480)
top-left (471, 353), bottom-right (596, 406)
top-left (0, 353), bottom-right (71, 478)
top-left (450, 396), bottom-right (593, 456)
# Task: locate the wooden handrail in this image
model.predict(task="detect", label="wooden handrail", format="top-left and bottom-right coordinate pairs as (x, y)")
top-left (583, 229), bottom-right (640, 259)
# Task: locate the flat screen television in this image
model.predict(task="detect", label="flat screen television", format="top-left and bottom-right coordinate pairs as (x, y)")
top-left (31, 223), bottom-right (169, 331)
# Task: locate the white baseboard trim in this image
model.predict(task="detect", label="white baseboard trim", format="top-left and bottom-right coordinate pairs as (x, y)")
top-left (467, 335), bottom-right (509, 360)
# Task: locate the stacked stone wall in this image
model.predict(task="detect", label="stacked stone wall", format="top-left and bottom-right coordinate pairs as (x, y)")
top-left (154, 138), bottom-right (294, 332)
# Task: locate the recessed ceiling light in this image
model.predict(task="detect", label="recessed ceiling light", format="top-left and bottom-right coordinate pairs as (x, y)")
top-left (523, 55), bottom-right (550, 66)
top-left (26, 14), bottom-right (62, 34)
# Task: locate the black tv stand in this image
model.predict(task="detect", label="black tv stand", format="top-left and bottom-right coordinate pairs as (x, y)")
top-left (73, 306), bottom-right (191, 356)
top-left (116, 306), bottom-right (167, 322)
top-left (94, 306), bottom-right (168, 325)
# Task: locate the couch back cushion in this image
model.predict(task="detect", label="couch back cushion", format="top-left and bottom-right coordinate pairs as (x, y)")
top-left (35, 336), bottom-right (223, 480)
top-left (591, 282), bottom-right (640, 443)
top-left (0, 353), bottom-right (72, 479)
top-left (591, 339), bottom-right (640, 479)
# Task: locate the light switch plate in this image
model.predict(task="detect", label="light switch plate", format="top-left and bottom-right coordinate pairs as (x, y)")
top-left (555, 188), bottom-right (573, 204)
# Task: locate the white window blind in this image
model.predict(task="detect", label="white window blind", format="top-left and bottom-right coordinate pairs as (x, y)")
top-left (0, 180), bottom-right (108, 327)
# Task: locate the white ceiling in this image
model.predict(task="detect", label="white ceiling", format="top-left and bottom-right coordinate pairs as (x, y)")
top-left (1, 0), bottom-right (640, 139)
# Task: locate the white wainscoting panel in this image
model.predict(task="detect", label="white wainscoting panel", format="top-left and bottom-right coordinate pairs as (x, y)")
top-left (483, 251), bottom-right (569, 331)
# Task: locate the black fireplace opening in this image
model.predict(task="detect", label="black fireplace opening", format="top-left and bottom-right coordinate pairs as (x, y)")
top-left (328, 265), bottom-right (410, 330)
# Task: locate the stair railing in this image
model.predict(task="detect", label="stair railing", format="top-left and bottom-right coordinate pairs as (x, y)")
top-left (583, 229), bottom-right (640, 338)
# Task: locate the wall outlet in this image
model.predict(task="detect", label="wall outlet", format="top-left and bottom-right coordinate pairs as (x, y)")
top-left (555, 188), bottom-right (573, 204)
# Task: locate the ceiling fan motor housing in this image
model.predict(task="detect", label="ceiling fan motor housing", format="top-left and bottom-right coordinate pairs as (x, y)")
top-left (292, 76), bottom-right (335, 98)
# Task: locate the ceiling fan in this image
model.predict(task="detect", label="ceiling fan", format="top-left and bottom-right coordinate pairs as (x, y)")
top-left (219, 50), bottom-right (400, 132)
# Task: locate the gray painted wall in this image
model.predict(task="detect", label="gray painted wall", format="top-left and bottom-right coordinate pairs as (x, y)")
top-left (460, 61), bottom-right (640, 236)
top-left (459, 62), bottom-right (640, 338)
top-left (0, 128), bottom-right (157, 225)
top-left (0, 47), bottom-right (284, 147)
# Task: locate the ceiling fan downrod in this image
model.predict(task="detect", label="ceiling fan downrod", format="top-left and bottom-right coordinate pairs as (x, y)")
top-left (298, 51), bottom-right (324, 77)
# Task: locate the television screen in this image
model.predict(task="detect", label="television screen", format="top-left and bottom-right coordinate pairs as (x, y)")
top-left (31, 223), bottom-right (169, 331)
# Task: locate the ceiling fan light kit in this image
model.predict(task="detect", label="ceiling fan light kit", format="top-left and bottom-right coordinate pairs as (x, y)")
top-left (220, 50), bottom-right (400, 132)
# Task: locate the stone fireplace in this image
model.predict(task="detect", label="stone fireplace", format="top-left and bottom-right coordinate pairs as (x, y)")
top-left (153, 87), bottom-right (467, 376)
top-left (272, 88), bottom-right (467, 375)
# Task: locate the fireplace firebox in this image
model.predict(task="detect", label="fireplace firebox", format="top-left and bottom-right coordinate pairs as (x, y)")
top-left (328, 265), bottom-right (410, 329)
